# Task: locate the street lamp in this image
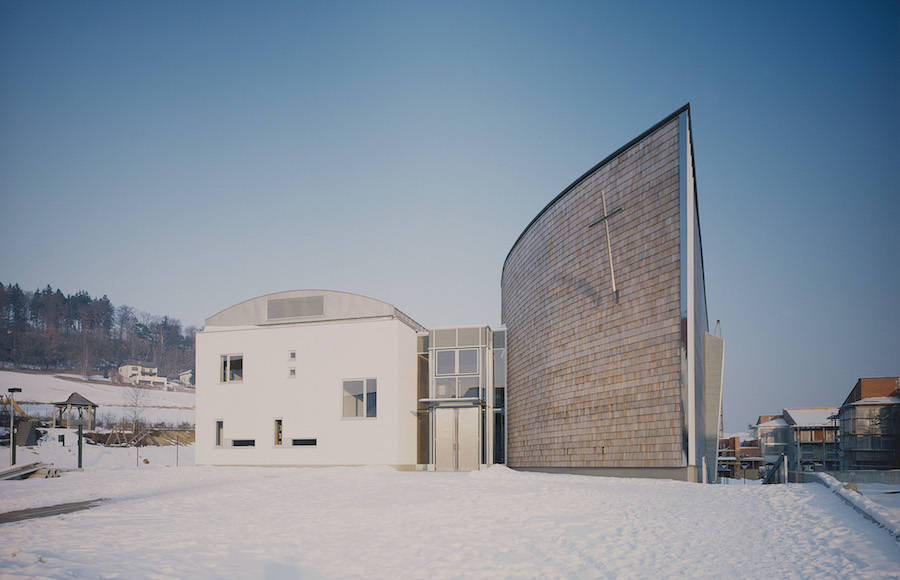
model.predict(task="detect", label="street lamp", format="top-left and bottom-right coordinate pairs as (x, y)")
top-left (7, 387), bottom-right (21, 466)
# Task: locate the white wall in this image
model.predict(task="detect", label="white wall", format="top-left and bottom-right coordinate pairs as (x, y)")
top-left (195, 318), bottom-right (419, 467)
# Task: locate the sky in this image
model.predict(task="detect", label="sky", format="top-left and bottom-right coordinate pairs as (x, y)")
top-left (1, 1), bottom-right (897, 432)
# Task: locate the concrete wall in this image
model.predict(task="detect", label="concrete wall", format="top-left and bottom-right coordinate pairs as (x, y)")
top-left (195, 317), bottom-right (419, 467)
top-left (501, 113), bottom-right (688, 470)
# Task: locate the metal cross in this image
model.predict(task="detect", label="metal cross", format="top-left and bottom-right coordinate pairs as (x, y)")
top-left (588, 191), bottom-right (623, 303)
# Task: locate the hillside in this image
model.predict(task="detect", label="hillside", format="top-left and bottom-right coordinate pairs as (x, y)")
top-left (0, 370), bottom-right (194, 426)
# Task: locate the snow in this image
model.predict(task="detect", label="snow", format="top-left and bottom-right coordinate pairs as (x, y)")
top-left (857, 483), bottom-right (900, 522)
top-left (1, 441), bottom-right (899, 577)
top-left (756, 417), bottom-right (787, 427)
top-left (852, 397), bottom-right (900, 406)
top-left (0, 370), bottom-right (193, 425)
top-left (809, 473), bottom-right (900, 539)
top-left (784, 408), bottom-right (839, 427)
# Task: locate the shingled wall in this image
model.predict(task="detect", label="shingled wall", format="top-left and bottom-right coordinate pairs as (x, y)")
top-left (501, 113), bottom-right (687, 469)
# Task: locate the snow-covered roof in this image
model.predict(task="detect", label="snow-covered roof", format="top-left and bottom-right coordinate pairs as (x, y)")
top-left (756, 417), bottom-right (787, 427)
top-left (784, 408), bottom-right (838, 427)
top-left (850, 396), bottom-right (900, 406)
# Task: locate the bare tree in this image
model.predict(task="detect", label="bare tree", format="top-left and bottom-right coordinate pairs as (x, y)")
top-left (126, 384), bottom-right (145, 437)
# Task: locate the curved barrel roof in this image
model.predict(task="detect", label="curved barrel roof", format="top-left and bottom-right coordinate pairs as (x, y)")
top-left (205, 289), bottom-right (425, 332)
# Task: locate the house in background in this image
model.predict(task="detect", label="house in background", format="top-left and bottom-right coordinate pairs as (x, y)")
top-left (783, 408), bottom-right (839, 471)
top-left (117, 362), bottom-right (167, 388)
top-left (753, 409), bottom-right (838, 471)
top-left (754, 414), bottom-right (791, 464)
top-left (717, 434), bottom-right (764, 479)
top-left (839, 377), bottom-right (900, 470)
top-left (177, 369), bottom-right (194, 387)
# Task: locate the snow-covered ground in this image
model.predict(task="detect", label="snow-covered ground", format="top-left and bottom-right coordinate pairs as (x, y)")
top-left (1, 441), bottom-right (899, 578)
top-left (857, 483), bottom-right (900, 516)
top-left (0, 370), bottom-right (193, 425)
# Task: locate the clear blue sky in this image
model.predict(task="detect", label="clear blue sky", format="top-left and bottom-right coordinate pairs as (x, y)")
top-left (2, 1), bottom-right (897, 432)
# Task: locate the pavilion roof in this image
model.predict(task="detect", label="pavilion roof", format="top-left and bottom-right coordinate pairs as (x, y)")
top-left (54, 392), bottom-right (98, 407)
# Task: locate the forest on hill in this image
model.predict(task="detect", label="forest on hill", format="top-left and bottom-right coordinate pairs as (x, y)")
top-left (0, 282), bottom-right (195, 377)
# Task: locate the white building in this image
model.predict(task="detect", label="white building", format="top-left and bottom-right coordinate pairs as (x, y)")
top-left (177, 369), bottom-right (193, 387)
top-left (196, 290), bottom-right (422, 468)
top-left (117, 363), bottom-right (167, 388)
top-left (196, 289), bottom-right (506, 471)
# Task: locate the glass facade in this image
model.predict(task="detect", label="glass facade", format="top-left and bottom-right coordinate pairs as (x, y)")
top-left (421, 326), bottom-right (506, 469)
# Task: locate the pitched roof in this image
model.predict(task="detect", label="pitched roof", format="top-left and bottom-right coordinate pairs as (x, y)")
top-left (54, 392), bottom-right (98, 407)
top-left (783, 408), bottom-right (838, 427)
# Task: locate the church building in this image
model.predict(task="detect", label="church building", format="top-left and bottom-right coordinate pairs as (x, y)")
top-left (502, 104), bottom-right (723, 482)
top-left (195, 104), bottom-right (723, 482)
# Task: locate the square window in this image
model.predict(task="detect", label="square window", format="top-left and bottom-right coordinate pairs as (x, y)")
top-left (458, 376), bottom-right (479, 398)
top-left (436, 350), bottom-right (455, 375)
top-left (435, 377), bottom-right (457, 399)
top-left (458, 349), bottom-right (478, 374)
top-left (220, 354), bottom-right (243, 382)
top-left (289, 351), bottom-right (296, 360)
top-left (342, 378), bottom-right (377, 418)
top-left (289, 368), bottom-right (296, 378)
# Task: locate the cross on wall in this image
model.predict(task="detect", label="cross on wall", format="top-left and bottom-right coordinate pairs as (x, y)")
top-left (587, 190), bottom-right (623, 303)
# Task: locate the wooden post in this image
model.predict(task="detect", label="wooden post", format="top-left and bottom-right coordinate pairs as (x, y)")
top-left (77, 424), bottom-right (83, 469)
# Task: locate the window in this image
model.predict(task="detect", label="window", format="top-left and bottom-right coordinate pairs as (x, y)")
top-left (342, 378), bottom-right (377, 418)
top-left (289, 350), bottom-right (296, 360)
top-left (232, 439), bottom-right (255, 447)
top-left (459, 376), bottom-right (479, 398)
top-left (289, 368), bottom-right (296, 378)
top-left (435, 348), bottom-right (478, 375)
top-left (292, 438), bottom-right (317, 446)
top-left (215, 420), bottom-right (223, 447)
top-left (458, 349), bottom-right (478, 374)
top-left (220, 354), bottom-right (243, 382)
top-left (274, 419), bottom-right (283, 446)
top-left (436, 350), bottom-right (455, 375)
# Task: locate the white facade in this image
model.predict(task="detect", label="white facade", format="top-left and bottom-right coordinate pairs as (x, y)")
top-left (118, 363), bottom-right (167, 388)
top-left (195, 290), bottom-right (422, 468)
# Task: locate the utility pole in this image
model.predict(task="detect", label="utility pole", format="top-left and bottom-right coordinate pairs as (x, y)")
top-left (7, 388), bottom-right (21, 466)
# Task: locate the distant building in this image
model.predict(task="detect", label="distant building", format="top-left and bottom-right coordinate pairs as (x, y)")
top-left (754, 415), bottom-right (791, 464)
top-left (753, 408), bottom-right (839, 471)
top-left (783, 408), bottom-right (839, 470)
top-left (838, 377), bottom-right (899, 470)
top-left (717, 435), bottom-right (763, 479)
top-left (177, 369), bottom-right (194, 387)
top-left (117, 362), bottom-right (167, 388)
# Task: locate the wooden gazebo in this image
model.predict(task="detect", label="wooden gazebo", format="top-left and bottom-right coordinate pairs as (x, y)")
top-left (52, 392), bottom-right (98, 430)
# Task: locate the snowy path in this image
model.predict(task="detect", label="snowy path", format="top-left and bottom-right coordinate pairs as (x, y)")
top-left (1, 466), bottom-right (898, 578)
